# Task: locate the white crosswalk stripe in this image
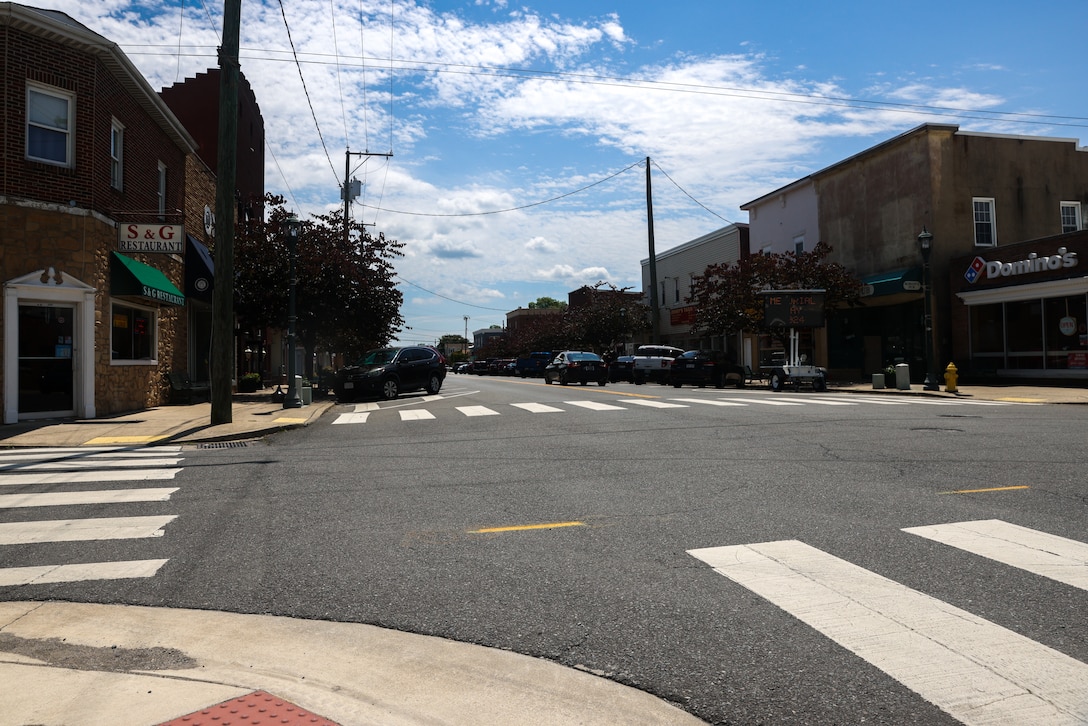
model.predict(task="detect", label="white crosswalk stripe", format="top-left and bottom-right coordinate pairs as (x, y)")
top-left (903, 519), bottom-right (1088, 592)
top-left (0, 446), bottom-right (184, 586)
top-left (325, 394), bottom-right (1037, 424)
top-left (511, 402), bottom-right (564, 413)
top-left (688, 522), bottom-right (1088, 726)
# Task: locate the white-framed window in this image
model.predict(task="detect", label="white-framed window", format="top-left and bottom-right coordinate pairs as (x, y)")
top-left (157, 161), bottom-right (167, 219)
top-left (26, 82), bottom-right (74, 166)
top-left (1060, 201), bottom-right (1082, 233)
top-left (794, 235), bottom-right (805, 255)
top-left (110, 119), bottom-right (124, 190)
top-left (973, 197), bottom-right (997, 247)
top-left (111, 301), bottom-right (158, 363)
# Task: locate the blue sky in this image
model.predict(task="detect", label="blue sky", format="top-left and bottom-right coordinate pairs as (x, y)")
top-left (55, 0), bottom-right (1088, 345)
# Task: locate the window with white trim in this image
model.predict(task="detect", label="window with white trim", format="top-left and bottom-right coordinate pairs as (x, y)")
top-left (973, 197), bottom-right (997, 247)
top-left (26, 83), bottom-right (74, 166)
top-left (794, 235), bottom-right (805, 255)
top-left (111, 301), bottom-right (158, 363)
top-left (110, 119), bottom-right (124, 190)
top-left (1060, 201), bottom-right (1082, 233)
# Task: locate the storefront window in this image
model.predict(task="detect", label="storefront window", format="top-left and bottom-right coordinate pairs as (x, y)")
top-left (1045, 295), bottom-right (1088, 370)
top-left (969, 304), bottom-right (1005, 355)
top-left (111, 302), bottom-right (157, 362)
top-left (1004, 299), bottom-right (1043, 369)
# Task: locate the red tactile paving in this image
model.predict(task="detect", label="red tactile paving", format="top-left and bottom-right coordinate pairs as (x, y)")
top-left (156, 690), bottom-right (341, 725)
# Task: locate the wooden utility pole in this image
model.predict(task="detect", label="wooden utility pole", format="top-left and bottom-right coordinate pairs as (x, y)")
top-left (645, 157), bottom-right (661, 344)
top-left (210, 0), bottom-right (241, 424)
top-left (343, 147), bottom-right (392, 247)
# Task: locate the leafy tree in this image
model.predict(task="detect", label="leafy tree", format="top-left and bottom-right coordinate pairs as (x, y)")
top-left (528, 296), bottom-right (567, 310)
top-left (689, 242), bottom-right (862, 341)
top-left (564, 282), bottom-right (649, 354)
top-left (234, 196), bottom-right (405, 377)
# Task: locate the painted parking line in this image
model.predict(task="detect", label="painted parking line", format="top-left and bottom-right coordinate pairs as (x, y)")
top-left (0, 559), bottom-right (170, 586)
top-left (688, 539), bottom-right (1088, 726)
top-left (511, 402), bottom-right (565, 413)
top-left (903, 519), bottom-right (1088, 592)
top-left (565, 401), bottom-right (627, 411)
top-left (457, 406), bottom-right (501, 417)
top-left (0, 515), bottom-right (178, 545)
top-left (399, 410), bottom-right (436, 421)
top-left (0, 488), bottom-right (179, 508)
top-left (618, 399), bottom-right (689, 409)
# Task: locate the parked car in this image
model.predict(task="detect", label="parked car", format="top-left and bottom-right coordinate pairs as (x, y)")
top-left (335, 345), bottom-right (446, 401)
top-left (543, 351), bottom-right (608, 386)
top-left (670, 350), bottom-right (746, 389)
top-left (516, 351), bottom-right (553, 378)
top-left (632, 345), bottom-right (685, 384)
top-left (608, 355), bottom-right (635, 382)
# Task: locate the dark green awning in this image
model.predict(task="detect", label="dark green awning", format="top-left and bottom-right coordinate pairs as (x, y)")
top-left (859, 267), bottom-right (922, 297)
top-left (110, 252), bottom-right (185, 306)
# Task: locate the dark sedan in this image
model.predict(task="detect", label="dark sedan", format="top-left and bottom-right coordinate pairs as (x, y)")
top-left (608, 355), bottom-right (635, 382)
top-left (670, 350), bottom-right (745, 389)
top-left (335, 346), bottom-right (446, 401)
top-left (543, 351), bottom-right (608, 386)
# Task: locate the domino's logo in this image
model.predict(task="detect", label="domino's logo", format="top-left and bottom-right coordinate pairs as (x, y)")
top-left (964, 256), bottom-right (986, 284)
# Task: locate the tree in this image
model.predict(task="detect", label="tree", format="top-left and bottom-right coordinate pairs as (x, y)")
top-left (528, 296), bottom-right (567, 310)
top-left (564, 282), bottom-right (649, 354)
top-left (689, 242), bottom-right (862, 341)
top-left (233, 195), bottom-right (405, 378)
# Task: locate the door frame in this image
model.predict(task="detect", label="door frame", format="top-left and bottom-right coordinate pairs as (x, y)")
top-left (4, 268), bottom-right (96, 423)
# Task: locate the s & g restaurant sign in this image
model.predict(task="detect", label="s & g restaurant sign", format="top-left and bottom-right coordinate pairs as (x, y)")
top-left (118, 224), bottom-right (185, 254)
top-left (964, 246), bottom-right (1078, 284)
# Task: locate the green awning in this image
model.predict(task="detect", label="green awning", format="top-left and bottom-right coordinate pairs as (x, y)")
top-left (110, 252), bottom-right (185, 306)
top-left (859, 267), bottom-right (922, 297)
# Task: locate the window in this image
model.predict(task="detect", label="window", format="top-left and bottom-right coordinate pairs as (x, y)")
top-left (794, 235), bottom-right (805, 255)
top-left (26, 83), bottom-right (74, 166)
top-left (1060, 202), bottom-right (1082, 233)
top-left (110, 119), bottom-right (124, 190)
top-left (973, 198), bottom-right (997, 247)
top-left (157, 162), bottom-right (167, 219)
top-left (111, 302), bottom-right (157, 362)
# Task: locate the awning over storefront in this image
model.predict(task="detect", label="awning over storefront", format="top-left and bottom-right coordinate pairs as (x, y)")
top-left (110, 252), bottom-right (185, 306)
top-left (859, 267), bottom-right (922, 297)
top-left (185, 235), bottom-right (215, 302)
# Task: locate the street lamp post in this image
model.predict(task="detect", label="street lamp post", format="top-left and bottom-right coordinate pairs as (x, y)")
top-left (917, 227), bottom-right (940, 391)
top-left (283, 213), bottom-right (302, 408)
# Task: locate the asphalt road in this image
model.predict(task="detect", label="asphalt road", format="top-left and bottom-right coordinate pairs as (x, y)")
top-left (3, 375), bottom-right (1087, 724)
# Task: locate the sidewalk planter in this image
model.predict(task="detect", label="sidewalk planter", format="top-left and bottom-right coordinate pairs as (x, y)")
top-left (239, 373), bottom-right (262, 393)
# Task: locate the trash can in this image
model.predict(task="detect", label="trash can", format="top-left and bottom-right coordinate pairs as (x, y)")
top-left (895, 363), bottom-right (911, 390)
top-left (872, 373), bottom-right (885, 389)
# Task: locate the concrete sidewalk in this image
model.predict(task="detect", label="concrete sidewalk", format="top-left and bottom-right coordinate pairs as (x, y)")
top-left (1, 382), bottom-right (1085, 725)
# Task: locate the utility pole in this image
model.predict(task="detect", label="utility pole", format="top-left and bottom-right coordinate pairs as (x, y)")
top-left (210, 0), bottom-right (241, 425)
top-left (343, 147), bottom-right (392, 247)
top-left (645, 157), bottom-right (661, 344)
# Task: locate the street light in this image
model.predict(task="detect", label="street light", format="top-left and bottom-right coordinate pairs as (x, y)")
top-left (283, 212), bottom-right (302, 408)
top-left (917, 227), bottom-right (940, 391)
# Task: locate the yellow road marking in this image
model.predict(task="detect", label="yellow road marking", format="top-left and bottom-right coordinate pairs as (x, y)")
top-left (470, 521), bottom-right (585, 534)
top-left (273, 417), bottom-right (308, 424)
top-left (939, 485), bottom-right (1030, 495)
top-left (83, 435), bottom-right (168, 445)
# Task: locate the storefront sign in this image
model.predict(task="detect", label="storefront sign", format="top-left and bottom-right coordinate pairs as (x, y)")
top-left (1059, 316), bottom-right (1077, 336)
top-left (964, 247), bottom-right (1078, 284)
top-left (670, 305), bottom-right (697, 326)
top-left (118, 224), bottom-right (185, 254)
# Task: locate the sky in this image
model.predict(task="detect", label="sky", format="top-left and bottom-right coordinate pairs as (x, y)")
top-left (49, 0), bottom-right (1088, 345)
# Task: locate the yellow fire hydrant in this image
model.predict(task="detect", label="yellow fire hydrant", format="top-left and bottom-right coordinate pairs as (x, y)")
top-left (944, 362), bottom-right (958, 393)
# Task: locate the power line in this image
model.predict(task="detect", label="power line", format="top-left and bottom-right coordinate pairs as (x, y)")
top-left (396, 276), bottom-right (510, 311)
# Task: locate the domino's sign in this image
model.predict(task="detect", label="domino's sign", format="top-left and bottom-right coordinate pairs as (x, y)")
top-left (965, 247), bottom-right (1078, 284)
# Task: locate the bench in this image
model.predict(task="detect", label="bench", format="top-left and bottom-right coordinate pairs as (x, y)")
top-left (745, 365), bottom-right (767, 384)
top-left (166, 371), bottom-right (210, 404)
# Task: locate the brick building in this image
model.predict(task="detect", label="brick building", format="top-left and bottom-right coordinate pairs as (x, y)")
top-left (2, 3), bottom-right (200, 422)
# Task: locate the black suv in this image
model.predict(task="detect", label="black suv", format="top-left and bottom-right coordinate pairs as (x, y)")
top-left (670, 350), bottom-right (745, 389)
top-left (335, 346), bottom-right (446, 401)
